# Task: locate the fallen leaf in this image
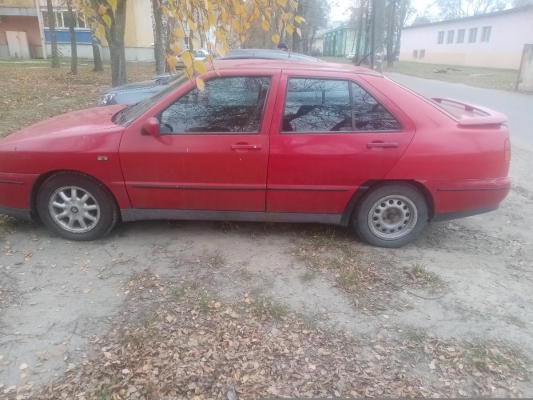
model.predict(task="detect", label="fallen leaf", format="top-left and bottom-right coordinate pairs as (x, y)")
top-left (19, 363), bottom-right (27, 370)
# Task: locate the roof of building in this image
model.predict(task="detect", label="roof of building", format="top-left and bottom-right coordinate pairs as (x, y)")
top-left (322, 23), bottom-right (356, 35)
top-left (404, 5), bottom-right (533, 30)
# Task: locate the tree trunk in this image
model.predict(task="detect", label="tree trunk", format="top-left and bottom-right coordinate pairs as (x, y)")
top-left (393, 0), bottom-right (409, 61)
top-left (386, 0), bottom-right (396, 68)
top-left (354, 0), bottom-right (365, 63)
top-left (46, 0), bottom-right (59, 68)
top-left (103, 0), bottom-right (127, 87)
top-left (371, 0), bottom-right (386, 71)
top-left (151, 0), bottom-right (165, 74)
top-left (91, 27), bottom-right (104, 72)
top-left (67, 1), bottom-right (77, 74)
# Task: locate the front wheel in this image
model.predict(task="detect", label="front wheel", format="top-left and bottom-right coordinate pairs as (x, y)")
top-left (37, 173), bottom-right (118, 241)
top-left (353, 184), bottom-right (428, 248)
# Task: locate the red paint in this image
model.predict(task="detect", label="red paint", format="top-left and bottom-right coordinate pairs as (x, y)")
top-left (0, 60), bottom-right (511, 222)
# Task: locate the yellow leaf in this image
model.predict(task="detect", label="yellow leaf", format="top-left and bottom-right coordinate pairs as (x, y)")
top-left (188, 18), bottom-right (196, 31)
top-left (184, 66), bottom-right (194, 79)
top-left (261, 20), bottom-right (269, 31)
top-left (191, 37), bottom-right (199, 50)
top-left (295, 15), bottom-right (302, 24)
top-left (170, 42), bottom-right (181, 55)
top-left (232, 18), bottom-right (241, 32)
top-left (292, 1), bottom-right (298, 10)
top-left (216, 43), bottom-right (227, 57)
top-left (107, 0), bottom-right (117, 11)
top-left (208, 13), bottom-right (216, 26)
top-left (286, 24), bottom-right (294, 36)
top-left (194, 60), bottom-right (207, 74)
top-left (180, 51), bottom-right (194, 68)
top-left (95, 25), bottom-right (105, 40)
top-left (102, 14), bottom-right (112, 27)
top-left (281, 11), bottom-right (289, 22)
top-left (296, 27), bottom-right (302, 37)
top-left (298, 16), bottom-right (306, 22)
top-left (174, 28), bottom-right (185, 38)
top-left (161, 5), bottom-right (170, 15)
top-left (272, 34), bottom-right (280, 44)
top-left (196, 77), bottom-right (205, 91)
top-left (167, 55), bottom-right (178, 70)
top-left (241, 35), bottom-right (246, 43)
top-left (277, 0), bottom-right (286, 6)
top-left (244, 21), bottom-right (250, 29)
top-left (98, 4), bottom-right (107, 15)
top-left (205, 54), bottom-right (213, 63)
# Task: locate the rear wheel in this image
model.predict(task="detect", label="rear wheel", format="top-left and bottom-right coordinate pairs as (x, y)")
top-left (353, 183), bottom-right (428, 248)
top-left (37, 173), bottom-right (118, 241)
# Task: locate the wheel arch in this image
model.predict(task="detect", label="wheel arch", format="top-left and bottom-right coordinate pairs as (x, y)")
top-left (29, 169), bottom-right (121, 220)
top-left (340, 180), bottom-right (435, 226)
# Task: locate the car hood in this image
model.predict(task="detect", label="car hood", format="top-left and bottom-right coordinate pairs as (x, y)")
top-left (102, 79), bottom-right (165, 95)
top-left (0, 105), bottom-right (125, 147)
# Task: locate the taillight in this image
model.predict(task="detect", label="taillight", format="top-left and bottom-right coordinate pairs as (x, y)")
top-left (504, 138), bottom-right (511, 161)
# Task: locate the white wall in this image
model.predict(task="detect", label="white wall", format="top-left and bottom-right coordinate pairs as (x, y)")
top-left (400, 7), bottom-right (533, 69)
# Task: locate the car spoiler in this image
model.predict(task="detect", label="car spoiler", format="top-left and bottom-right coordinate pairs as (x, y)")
top-left (432, 98), bottom-right (508, 126)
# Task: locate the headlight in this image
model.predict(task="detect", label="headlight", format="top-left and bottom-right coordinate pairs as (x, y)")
top-left (99, 93), bottom-right (117, 106)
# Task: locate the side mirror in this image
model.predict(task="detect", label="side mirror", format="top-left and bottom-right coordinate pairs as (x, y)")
top-left (142, 117), bottom-right (160, 137)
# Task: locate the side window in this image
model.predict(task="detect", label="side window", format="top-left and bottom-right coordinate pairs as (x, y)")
top-left (160, 76), bottom-right (271, 134)
top-left (282, 78), bottom-right (352, 132)
top-left (351, 83), bottom-right (402, 131)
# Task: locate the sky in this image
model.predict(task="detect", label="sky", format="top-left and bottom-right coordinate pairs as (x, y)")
top-left (330, 0), bottom-right (432, 22)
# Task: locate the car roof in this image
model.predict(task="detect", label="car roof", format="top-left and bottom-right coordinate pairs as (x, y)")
top-left (209, 59), bottom-right (382, 77)
top-left (221, 49), bottom-right (320, 62)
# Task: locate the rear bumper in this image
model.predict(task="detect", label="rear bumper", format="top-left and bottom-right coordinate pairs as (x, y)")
top-left (428, 177), bottom-right (510, 217)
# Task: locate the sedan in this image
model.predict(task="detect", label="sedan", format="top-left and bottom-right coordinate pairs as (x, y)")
top-left (0, 60), bottom-right (511, 247)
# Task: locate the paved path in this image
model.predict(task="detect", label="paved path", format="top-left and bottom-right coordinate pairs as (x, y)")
top-left (385, 73), bottom-right (533, 151)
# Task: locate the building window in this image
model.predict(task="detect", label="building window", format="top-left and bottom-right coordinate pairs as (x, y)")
top-left (468, 27), bottom-right (478, 43)
top-left (481, 26), bottom-right (491, 42)
top-left (457, 29), bottom-right (465, 43)
top-left (42, 10), bottom-right (87, 29)
top-left (412, 49), bottom-right (418, 59)
top-left (437, 31), bottom-right (444, 44)
top-left (447, 30), bottom-right (454, 44)
top-left (419, 49), bottom-right (425, 59)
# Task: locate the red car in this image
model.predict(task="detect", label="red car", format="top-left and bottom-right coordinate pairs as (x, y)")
top-left (0, 60), bottom-right (511, 248)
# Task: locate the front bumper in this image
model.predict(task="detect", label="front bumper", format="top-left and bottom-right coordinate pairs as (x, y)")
top-left (0, 172), bottom-right (39, 221)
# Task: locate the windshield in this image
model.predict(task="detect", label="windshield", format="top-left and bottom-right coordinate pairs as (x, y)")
top-left (114, 72), bottom-right (188, 126)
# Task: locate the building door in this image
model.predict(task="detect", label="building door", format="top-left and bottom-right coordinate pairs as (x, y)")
top-left (6, 31), bottom-right (30, 59)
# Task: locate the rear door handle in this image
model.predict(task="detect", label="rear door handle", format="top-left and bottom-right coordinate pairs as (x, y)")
top-left (231, 143), bottom-right (262, 150)
top-left (367, 142), bottom-right (398, 148)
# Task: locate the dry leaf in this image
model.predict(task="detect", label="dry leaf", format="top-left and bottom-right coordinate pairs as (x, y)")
top-left (19, 363), bottom-right (27, 370)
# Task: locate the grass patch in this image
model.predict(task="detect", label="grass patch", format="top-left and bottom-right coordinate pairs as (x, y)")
top-left (300, 270), bottom-right (316, 283)
top-left (410, 263), bottom-right (446, 292)
top-left (337, 271), bottom-right (360, 290)
top-left (197, 291), bottom-right (216, 313)
top-left (504, 313), bottom-right (527, 328)
top-left (205, 250), bottom-right (226, 268)
top-left (238, 267), bottom-right (254, 282)
top-left (385, 61), bottom-right (519, 92)
top-left (403, 325), bottom-right (428, 343)
top-left (251, 297), bottom-right (289, 319)
top-left (170, 283), bottom-right (188, 299)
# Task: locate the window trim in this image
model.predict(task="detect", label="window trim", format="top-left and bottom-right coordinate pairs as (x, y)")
top-left (157, 75), bottom-right (274, 136)
top-left (279, 76), bottom-right (404, 135)
top-left (481, 26), bottom-right (491, 42)
top-left (42, 9), bottom-right (88, 29)
top-left (446, 30), bottom-right (454, 44)
top-left (437, 31), bottom-right (444, 44)
top-left (468, 27), bottom-right (478, 43)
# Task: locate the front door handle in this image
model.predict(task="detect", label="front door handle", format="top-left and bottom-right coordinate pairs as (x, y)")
top-left (231, 143), bottom-right (262, 150)
top-left (367, 141), bottom-right (399, 149)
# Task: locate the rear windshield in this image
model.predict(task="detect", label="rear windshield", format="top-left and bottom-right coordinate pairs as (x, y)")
top-left (114, 72), bottom-right (189, 126)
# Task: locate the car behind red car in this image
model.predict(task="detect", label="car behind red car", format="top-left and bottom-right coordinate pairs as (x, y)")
top-left (0, 60), bottom-right (511, 247)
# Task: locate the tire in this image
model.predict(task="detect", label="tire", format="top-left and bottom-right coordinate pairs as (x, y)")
top-left (353, 183), bottom-right (428, 248)
top-left (37, 172), bottom-right (118, 241)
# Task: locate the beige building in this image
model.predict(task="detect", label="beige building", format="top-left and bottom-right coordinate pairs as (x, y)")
top-left (0, 0), bottom-right (155, 61)
top-left (399, 5), bottom-right (533, 70)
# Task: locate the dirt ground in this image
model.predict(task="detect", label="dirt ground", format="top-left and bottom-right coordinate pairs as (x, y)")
top-left (0, 61), bottom-right (533, 398)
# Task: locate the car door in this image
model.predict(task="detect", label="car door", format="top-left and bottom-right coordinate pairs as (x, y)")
top-left (119, 70), bottom-right (279, 213)
top-left (266, 70), bottom-right (416, 215)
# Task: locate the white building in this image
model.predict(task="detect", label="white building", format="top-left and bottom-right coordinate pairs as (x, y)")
top-left (399, 5), bottom-right (533, 70)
